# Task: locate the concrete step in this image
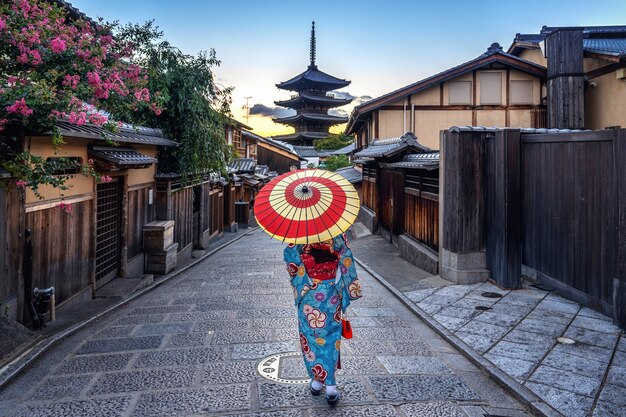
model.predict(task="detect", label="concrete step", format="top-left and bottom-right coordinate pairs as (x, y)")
top-left (95, 275), bottom-right (154, 299)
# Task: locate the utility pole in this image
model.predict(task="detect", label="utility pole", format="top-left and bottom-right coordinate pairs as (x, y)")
top-left (242, 96), bottom-right (252, 125)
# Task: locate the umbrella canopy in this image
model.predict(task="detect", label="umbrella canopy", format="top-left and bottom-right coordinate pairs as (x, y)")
top-left (255, 169), bottom-right (360, 244)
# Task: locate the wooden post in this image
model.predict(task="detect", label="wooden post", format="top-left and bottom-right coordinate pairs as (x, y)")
top-left (488, 129), bottom-right (522, 289)
top-left (614, 128), bottom-right (626, 329)
top-left (440, 127), bottom-right (490, 284)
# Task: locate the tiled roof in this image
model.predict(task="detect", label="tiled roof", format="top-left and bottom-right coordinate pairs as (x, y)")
top-left (448, 126), bottom-right (587, 133)
top-left (317, 150), bottom-right (334, 158)
top-left (331, 142), bottom-right (356, 155)
top-left (230, 158), bottom-right (257, 173)
top-left (293, 146), bottom-right (319, 157)
top-left (245, 131), bottom-right (303, 160)
top-left (335, 166), bottom-right (362, 183)
top-left (272, 131), bottom-right (329, 143)
top-left (509, 26), bottom-right (626, 58)
top-left (54, 120), bottom-right (177, 147)
top-left (382, 152), bottom-right (440, 170)
top-left (354, 132), bottom-right (431, 159)
top-left (275, 93), bottom-right (352, 108)
top-left (88, 146), bottom-right (156, 167)
top-left (275, 112), bottom-right (348, 125)
top-left (276, 65), bottom-right (350, 92)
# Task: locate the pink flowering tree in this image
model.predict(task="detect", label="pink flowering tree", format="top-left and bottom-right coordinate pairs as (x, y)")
top-left (0, 0), bottom-right (163, 197)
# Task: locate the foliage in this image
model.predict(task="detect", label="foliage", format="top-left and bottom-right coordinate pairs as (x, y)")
top-left (324, 155), bottom-right (351, 172)
top-left (114, 21), bottom-right (232, 178)
top-left (313, 134), bottom-right (353, 151)
top-left (0, 0), bottom-right (159, 194)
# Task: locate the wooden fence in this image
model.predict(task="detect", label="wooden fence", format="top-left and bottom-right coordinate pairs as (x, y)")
top-left (404, 171), bottom-right (439, 251)
top-left (0, 185), bottom-right (22, 306)
top-left (361, 165), bottom-right (378, 212)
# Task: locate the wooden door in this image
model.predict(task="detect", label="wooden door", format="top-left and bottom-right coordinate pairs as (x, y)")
top-left (379, 169), bottom-right (405, 237)
top-left (95, 179), bottom-right (122, 287)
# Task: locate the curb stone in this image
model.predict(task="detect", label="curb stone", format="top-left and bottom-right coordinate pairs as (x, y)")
top-left (354, 256), bottom-right (564, 417)
top-left (0, 227), bottom-right (259, 391)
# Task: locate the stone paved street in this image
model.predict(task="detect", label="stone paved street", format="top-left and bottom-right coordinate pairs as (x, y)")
top-left (0, 229), bottom-right (533, 417)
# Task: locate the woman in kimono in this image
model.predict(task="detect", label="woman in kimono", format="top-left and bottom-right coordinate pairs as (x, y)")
top-left (284, 232), bottom-right (362, 405)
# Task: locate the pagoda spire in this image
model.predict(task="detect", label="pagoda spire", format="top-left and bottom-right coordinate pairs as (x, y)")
top-left (310, 21), bottom-right (316, 68)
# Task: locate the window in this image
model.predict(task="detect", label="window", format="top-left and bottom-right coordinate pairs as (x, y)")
top-left (480, 72), bottom-right (502, 105)
top-left (510, 80), bottom-right (533, 104)
top-left (448, 81), bottom-right (472, 105)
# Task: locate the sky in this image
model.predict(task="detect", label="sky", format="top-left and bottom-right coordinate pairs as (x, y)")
top-left (71, 0), bottom-right (626, 137)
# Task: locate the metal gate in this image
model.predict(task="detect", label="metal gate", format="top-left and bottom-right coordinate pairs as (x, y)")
top-left (96, 179), bottom-right (122, 285)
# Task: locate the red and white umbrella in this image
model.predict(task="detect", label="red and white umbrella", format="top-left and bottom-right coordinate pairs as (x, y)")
top-left (254, 169), bottom-right (360, 244)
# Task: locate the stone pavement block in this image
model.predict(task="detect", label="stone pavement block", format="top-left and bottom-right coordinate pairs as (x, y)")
top-left (525, 382), bottom-right (593, 417)
top-left (278, 356), bottom-right (308, 379)
top-left (564, 326), bottom-right (620, 349)
top-left (114, 314), bottom-right (167, 325)
top-left (597, 383), bottom-right (626, 406)
top-left (458, 405), bottom-right (488, 417)
top-left (578, 307), bottom-right (614, 321)
top-left (607, 366), bottom-right (626, 387)
top-left (406, 287), bottom-right (438, 303)
top-left (337, 356), bottom-right (387, 376)
top-left (433, 284), bottom-right (477, 298)
top-left (487, 341), bottom-right (549, 362)
top-left (528, 365), bottom-right (601, 396)
top-left (194, 319), bottom-right (250, 332)
top-left (503, 329), bottom-right (555, 347)
top-left (617, 336), bottom-right (626, 352)
top-left (213, 329), bottom-right (273, 344)
top-left (481, 406), bottom-right (534, 417)
top-left (484, 352), bottom-right (536, 379)
top-left (550, 342), bottom-right (614, 363)
top-left (201, 361), bottom-right (258, 383)
top-left (231, 341), bottom-right (298, 359)
top-left (419, 294), bottom-right (461, 306)
top-left (451, 297), bottom-right (499, 309)
top-left (455, 331), bottom-right (499, 354)
top-left (368, 375), bottom-right (479, 401)
top-left (133, 346), bottom-right (227, 367)
top-left (400, 401), bottom-right (466, 417)
top-left (55, 352), bottom-right (134, 374)
top-left (311, 404), bottom-right (399, 417)
top-left (258, 378), bottom-right (371, 408)
top-left (486, 303), bottom-right (533, 318)
top-left (130, 305), bottom-right (191, 315)
top-left (541, 349), bottom-right (607, 378)
top-left (416, 302), bottom-right (444, 315)
top-left (91, 325), bottom-right (137, 339)
top-left (376, 355), bottom-right (452, 374)
top-left (274, 327), bottom-right (299, 341)
top-left (375, 316), bottom-right (410, 327)
top-left (353, 327), bottom-right (419, 341)
top-left (393, 340), bottom-right (435, 355)
top-left (435, 306), bottom-right (481, 320)
top-left (226, 411), bottom-right (304, 417)
top-left (524, 310), bottom-right (572, 325)
top-left (237, 308), bottom-right (294, 318)
top-left (613, 350), bottom-right (626, 367)
top-left (350, 307), bottom-right (396, 317)
top-left (9, 395), bottom-right (132, 417)
top-left (535, 299), bottom-right (580, 317)
top-left (498, 289), bottom-right (547, 305)
top-left (31, 374), bottom-right (94, 399)
top-left (591, 401), bottom-right (626, 417)
top-left (474, 311), bottom-right (521, 327)
top-left (457, 320), bottom-right (511, 339)
top-left (166, 332), bottom-right (211, 347)
top-left (167, 310), bottom-right (239, 323)
top-left (345, 317), bottom-right (379, 327)
top-left (89, 367), bottom-right (195, 395)
top-left (132, 384), bottom-right (251, 416)
top-left (134, 322), bottom-right (193, 336)
top-left (571, 315), bottom-right (621, 334)
top-left (513, 317), bottom-right (567, 337)
top-left (76, 335), bottom-right (164, 354)
top-left (252, 317), bottom-right (299, 328)
top-left (432, 313), bottom-right (470, 331)
top-left (354, 298), bottom-right (389, 307)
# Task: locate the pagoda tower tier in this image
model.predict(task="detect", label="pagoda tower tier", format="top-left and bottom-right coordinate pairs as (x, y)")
top-left (273, 22), bottom-right (352, 145)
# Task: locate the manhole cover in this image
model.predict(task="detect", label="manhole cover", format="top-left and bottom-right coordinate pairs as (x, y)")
top-left (257, 352), bottom-right (309, 384)
top-left (481, 292), bottom-right (504, 299)
top-left (556, 337), bottom-right (576, 344)
top-left (475, 305), bottom-right (492, 311)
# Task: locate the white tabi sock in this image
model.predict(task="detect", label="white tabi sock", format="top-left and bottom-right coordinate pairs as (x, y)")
top-left (311, 379), bottom-right (323, 391)
top-left (325, 385), bottom-right (338, 396)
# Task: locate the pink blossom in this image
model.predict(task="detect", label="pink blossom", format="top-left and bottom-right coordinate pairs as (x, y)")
top-left (6, 98), bottom-right (33, 117)
top-left (68, 111), bottom-right (87, 126)
top-left (62, 74), bottom-right (79, 89)
top-left (99, 35), bottom-right (113, 46)
top-left (50, 37), bottom-right (66, 53)
top-left (134, 88), bottom-right (150, 102)
top-left (0, 118), bottom-right (7, 131)
top-left (100, 175), bottom-right (112, 183)
top-left (88, 112), bottom-right (108, 126)
top-left (0, 17), bottom-right (6, 31)
top-left (57, 202), bottom-right (73, 214)
top-left (15, 180), bottom-right (27, 188)
top-left (86, 71), bottom-right (101, 86)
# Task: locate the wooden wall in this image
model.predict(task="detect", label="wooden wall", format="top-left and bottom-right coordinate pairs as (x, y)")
top-left (257, 146), bottom-right (299, 173)
top-left (26, 200), bottom-right (93, 305)
top-left (171, 186), bottom-right (193, 252)
top-left (127, 185), bottom-right (154, 260)
top-left (404, 171), bottom-right (439, 251)
top-left (361, 165), bottom-right (378, 212)
top-left (0, 185), bottom-right (22, 303)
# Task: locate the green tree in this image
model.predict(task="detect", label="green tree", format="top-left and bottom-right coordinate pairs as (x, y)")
top-left (324, 155), bottom-right (351, 172)
top-left (112, 22), bottom-right (232, 177)
top-left (313, 134), bottom-right (354, 151)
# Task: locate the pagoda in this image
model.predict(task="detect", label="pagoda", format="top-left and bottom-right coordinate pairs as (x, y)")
top-left (273, 22), bottom-right (352, 145)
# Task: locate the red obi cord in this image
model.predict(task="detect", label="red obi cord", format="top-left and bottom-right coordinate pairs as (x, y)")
top-left (300, 243), bottom-right (340, 281)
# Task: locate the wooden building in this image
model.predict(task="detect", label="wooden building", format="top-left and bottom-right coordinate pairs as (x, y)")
top-left (254, 134), bottom-right (304, 174)
top-left (354, 132), bottom-right (439, 273)
top-left (0, 121), bottom-right (177, 322)
top-left (508, 25), bottom-right (626, 130)
top-left (346, 43), bottom-right (547, 150)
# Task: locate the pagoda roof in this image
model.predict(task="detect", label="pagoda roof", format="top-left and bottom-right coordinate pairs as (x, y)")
top-left (272, 131), bottom-right (329, 143)
top-left (276, 65), bottom-right (351, 92)
top-left (275, 93), bottom-right (352, 108)
top-left (275, 112), bottom-right (348, 125)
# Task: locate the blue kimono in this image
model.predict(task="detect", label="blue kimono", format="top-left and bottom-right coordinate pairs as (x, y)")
top-left (283, 233), bottom-right (362, 385)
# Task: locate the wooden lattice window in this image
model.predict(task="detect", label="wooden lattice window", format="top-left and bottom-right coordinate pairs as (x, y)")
top-left (96, 179), bottom-right (122, 281)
